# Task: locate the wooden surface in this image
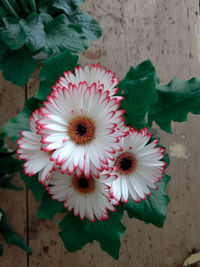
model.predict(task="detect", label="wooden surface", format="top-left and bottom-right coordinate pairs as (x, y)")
top-left (0, 1), bottom-right (200, 266)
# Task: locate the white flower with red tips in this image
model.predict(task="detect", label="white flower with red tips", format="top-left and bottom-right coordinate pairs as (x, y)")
top-left (104, 127), bottom-right (166, 203)
top-left (17, 110), bottom-right (56, 184)
top-left (47, 169), bottom-right (117, 222)
top-left (37, 81), bottom-right (125, 178)
top-left (54, 63), bottom-right (121, 99)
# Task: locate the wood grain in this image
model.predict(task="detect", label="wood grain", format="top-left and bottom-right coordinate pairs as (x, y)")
top-left (1, 0), bottom-right (200, 266)
top-left (0, 76), bottom-right (27, 267)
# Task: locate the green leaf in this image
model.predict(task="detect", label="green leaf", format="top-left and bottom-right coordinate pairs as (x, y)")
top-left (0, 208), bottom-right (31, 254)
top-left (36, 192), bottom-right (65, 220)
top-left (0, 151), bottom-right (20, 175)
top-left (37, 49), bottom-right (79, 99)
top-left (0, 135), bottom-right (22, 190)
top-left (59, 206), bottom-right (126, 260)
top-left (1, 17), bottom-right (26, 50)
top-left (0, 176), bottom-right (22, 190)
top-left (1, 0), bottom-right (19, 19)
top-left (148, 77), bottom-right (200, 133)
top-left (8, 0), bottom-right (21, 16)
top-left (0, 46), bottom-right (37, 86)
top-left (17, 0), bottom-right (30, 14)
top-left (117, 60), bottom-right (158, 130)
top-left (28, 0), bottom-right (36, 11)
top-left (39, 13), bottom-right (53, 28)
top-left (20, 12), bottom-right (46, 52)
top-left (124, 174), bottom-right (171, 228)
top-left (44, 14), bottom-right (89, 54)
top-left (0, 6), bottom-right (7, 20)
top-left (2, 105), bottom-right (34, 143)
top-left (53, 0), bottom-right (85, 15)
top-left (20, 166), bottom-right (45, 202)
top-left (1, 121), bottom-right (44, 199)
top-left (68, 9), bottom-right (102, 41)
top-left (2, 50), bottom-right (78, 146)
top-left (37, 0), bottom-right (57, 16)
top-left (0, 39), bottom-right (8, 58)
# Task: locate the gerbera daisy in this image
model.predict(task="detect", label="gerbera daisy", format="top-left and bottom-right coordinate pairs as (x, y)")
top-left (17, 110), bottom-right (56, 184)
top-left (104, 127), bottom-right (166, 203)
top-left (47, 169), bottom-right (117, 221)
top-left (54, 63), bottom-right (121, 98)
top-left (37, 81), bottom-right (125, 178)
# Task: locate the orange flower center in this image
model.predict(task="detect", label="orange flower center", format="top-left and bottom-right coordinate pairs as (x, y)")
top-left (72, 175), bottom-right (95, 194)
top-left (115, 152), bottom-right (137, 175)
top-left (68, 116), bottom-right (95, 145)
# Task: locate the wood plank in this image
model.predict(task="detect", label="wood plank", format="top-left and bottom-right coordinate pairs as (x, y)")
top-left (27, 1), bottom-right (200, 266)
top-left (0, 75), bottom-right (27, 267)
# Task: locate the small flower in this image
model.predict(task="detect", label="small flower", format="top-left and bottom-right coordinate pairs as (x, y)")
top-left (54, 63), bottom-right (121, 98)
top-left (17, 110), bottom-right (56, 184)
top-left (105, 128), bottom-right (166, 203)
top-left (37, 81), bottom-right (125, 178)
top-left (47, 169), bottom-right (117, 222)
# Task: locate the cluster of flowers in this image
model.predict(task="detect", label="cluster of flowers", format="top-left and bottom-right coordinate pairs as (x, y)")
top-left (17, 64), bottom-right (166, 222)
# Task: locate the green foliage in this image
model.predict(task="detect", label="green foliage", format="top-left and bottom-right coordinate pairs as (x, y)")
top-left (59, 207), bottom-right (126, 260)
top-left (117, 60), bottom-right (158, 130)
top-left (148, 77), bottom-right (200, 133)
top-left (36, 192), bottom-right (66, 220)
top-left (0, 208), bottom-right (31, 255)
top-left (0, 46), bottom-right (37, 86)
top-left (124, 174), bottom-right (171, 227)
top-left (0, 0), bottom-right (101, 86)
top-left (43, 14), bottom-right (88, 54)
top-left (20, 167), bottom-right (46, 202)
top-left (0, 135), bottom-right (30, 255)
top-left (38, 49), bottom-right (78, 98)
top-left (1, 17), bottom-right (26, 49)
top-left (118, 61), bottom-right (200, 134)
top-left (2, 50), bottom-right (78, 143)
top-left (52, 0), bottom-right (84, 15)
top-left (67, 9), bottom-right (102, 41)
top-left (0, 134), bottom-right (22, 190)
top-left (21, 12), bottom-right (46, 52)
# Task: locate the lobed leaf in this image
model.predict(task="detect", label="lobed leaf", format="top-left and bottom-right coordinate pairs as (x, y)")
top-left (0, 208), bottom-right (31, 254)
top-left (59, 206), bottom-right (126, 260)
top-left (19, 166), bottom-right (45, 202)
top-left (1, 17), bottom-right (26, 50)
top-left (124, 174), bottom-right (171, 228)
top-left (67, 9), bottom-right (102, 41)
top-left (148, 77), bottom-right (200, 133)
top-left (36, 192), bottom-right (66, 220)
top-left (53, 0), bottom-right (85, 15)
top-left (0, 46), bottom-right (37, 86)
top-left (20, 12), bottom-right (46, 52)
top-left (117, 60), bottom-right (158, 130)
top-left (43, 14), bottom-right (89, 54)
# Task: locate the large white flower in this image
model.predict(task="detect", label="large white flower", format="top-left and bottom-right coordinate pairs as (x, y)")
top-left (104, 127), bottom-right (166, 203)
top-left (17, 110), bottom-right (56, 184)
top-left (47, 169), bottom-right (117, 222)
top-left (54, 63), bottom-right (121, 99)
top-left (37, 81), bottom-right (125, 178)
